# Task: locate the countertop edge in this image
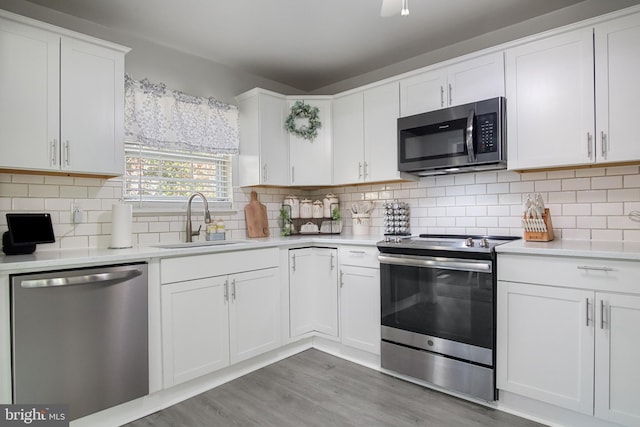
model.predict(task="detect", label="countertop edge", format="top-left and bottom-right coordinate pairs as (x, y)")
top-left (0, 235), bottom-right (380, 273)
top-left (496, 239), bottom-right (640, 261)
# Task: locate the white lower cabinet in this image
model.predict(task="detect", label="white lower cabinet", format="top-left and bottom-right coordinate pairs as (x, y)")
top-left (497, 253), bottom-right (640, 426)
top-left (339, 246), bottom-right (380, 355)
top-left (340, 265), bottom-right (380, 355)
top-left (160, 249), bottom-right (280, 388)
top-left (289, 247), bottom-right (339, 338)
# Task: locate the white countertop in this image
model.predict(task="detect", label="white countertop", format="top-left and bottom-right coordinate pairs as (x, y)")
top-left (496, 239), bottom-right (640, 261)
top-left (0, 234), bottom-right (381, 273)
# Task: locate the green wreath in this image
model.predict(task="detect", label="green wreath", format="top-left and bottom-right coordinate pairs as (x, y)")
top-left (285, 100), bottom-right (321, 140)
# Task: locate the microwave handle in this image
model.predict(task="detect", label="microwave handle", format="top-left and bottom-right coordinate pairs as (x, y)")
top-left (466, 109), bottom-right (476, 163)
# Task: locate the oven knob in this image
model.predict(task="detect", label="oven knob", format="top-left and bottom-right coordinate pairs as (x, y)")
top-left (464, 237), bottom-right (474, 247)
top-left (385, 235), bottom-right (391, 243)
top-left (394, 236), bottom-right (402, 243)
top-left (479, 238), bottom-right (489, 248)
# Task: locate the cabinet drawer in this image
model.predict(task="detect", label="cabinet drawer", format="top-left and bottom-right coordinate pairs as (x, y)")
top-left (339, 246), bottom-right (379, 269)
top-left (498, 254), bottom-right (640, 294)
top-left (161, 248), bottom-right (279, 284)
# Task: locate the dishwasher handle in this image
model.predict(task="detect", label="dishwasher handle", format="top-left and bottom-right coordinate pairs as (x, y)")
top-left (20, 268), bottom-right (143, 288)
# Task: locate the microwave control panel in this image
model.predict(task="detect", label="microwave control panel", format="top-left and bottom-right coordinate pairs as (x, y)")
top-left (476, 112), bottom-right (498, 154)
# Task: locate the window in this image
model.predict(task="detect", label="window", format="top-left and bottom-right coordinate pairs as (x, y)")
top-left (124, 142), bottom-right (232, 204)
top-left (123, 75), bottom-right (238, 207)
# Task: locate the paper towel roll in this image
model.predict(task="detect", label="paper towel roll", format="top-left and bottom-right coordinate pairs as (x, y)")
top-left (110, 203), bottom-right (133, 248)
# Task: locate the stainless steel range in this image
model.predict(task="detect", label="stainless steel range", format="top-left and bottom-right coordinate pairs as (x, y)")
top-left (377, 234), bottom-right (519, 401)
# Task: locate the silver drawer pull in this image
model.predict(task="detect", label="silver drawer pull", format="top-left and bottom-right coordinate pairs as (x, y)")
top-left (349, 250), bottom-right (366, 255)
top-left (21, 269), bottom-right (142, 288)
top-left (576, 265), bottom-right (614, 272)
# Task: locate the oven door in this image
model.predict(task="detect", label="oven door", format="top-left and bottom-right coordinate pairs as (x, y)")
top-left (379, 253), bottom-right (494, 366)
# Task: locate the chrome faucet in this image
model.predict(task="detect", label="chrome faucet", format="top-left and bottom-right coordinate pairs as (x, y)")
top-left (186, 192), bottom-right (211, 242)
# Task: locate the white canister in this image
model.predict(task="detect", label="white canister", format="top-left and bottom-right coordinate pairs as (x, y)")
top-left (312, 200), bottom-right (324, 218)
top-left (283, 194), bottom-right (300, 219)
top-left (300, 199), bottom-right (313, 218)
top-left (323, 193), bottom-right (339, 218)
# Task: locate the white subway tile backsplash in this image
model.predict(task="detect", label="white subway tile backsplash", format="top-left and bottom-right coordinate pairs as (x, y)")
top-left (60, 185), bottom-right (88, 198)
top-left (562, 229), bottom-right (591, 240)
top-left (427, 187), bottom-right (445, 197)
top-left (562, 178), bottom-right (591, 191)
top-left (608, 188), bottom-right (640, 202)
top-left (576, 190), bottom-right (607, 203)
top-left (487, 183), bottom-right (510, 194)
top-left (465, 184), bottom-right (487, 195)
top-left (592, 229), bottom-right (622, 241)
top-left (12, 175), bottom-right (44, 184)
top-left (466, 206), bottom-right (487, 217)
top-left (592, 202), bottom-right (623, 216)
top-left (563, 204), bottom-right (591, 216)
top-left (28, 184), bottom-right (59, 198)
top-left (548, 191), bottom-right (576, 204)
top-left (606, 165), bottom-right (639, 175)
top-left (547, 170), bottom-right (575, 179)
top-left (535, 179), bottom-right (561, 192)
top-left (577, 216), bottom-right (606, 229)
top-left (475, 172), bottom-right (497, 184)
top-left (624, 175), bottom-right (640, 188)
top-left (0, 183), bottom-right (28, 197)
top-left (454, 174), bottom-right (475, 186)
top-left (12, 198), bottom-right (45, 210)
top-left (445, 186), bottom-right (466, 196)
top-left (592, 176), bottom-right (623, 190)
top-left (575, 168), bottom-right (606, 177)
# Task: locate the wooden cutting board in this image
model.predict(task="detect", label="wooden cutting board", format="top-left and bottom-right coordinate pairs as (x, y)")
top-left (244, 191), bottom-right (270, 238)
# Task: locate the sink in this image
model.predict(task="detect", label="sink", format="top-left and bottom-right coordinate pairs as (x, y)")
top-left (152, 240), bottom-right (249, 249)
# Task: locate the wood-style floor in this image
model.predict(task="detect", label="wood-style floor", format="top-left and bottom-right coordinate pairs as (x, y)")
top-left (124, 349), bottom-right (544, 427)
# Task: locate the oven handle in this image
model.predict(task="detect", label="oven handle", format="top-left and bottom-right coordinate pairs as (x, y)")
top-left (466, 109), bottom-right (477, 163)
top-left (378, 254), bottom-right (492, 273)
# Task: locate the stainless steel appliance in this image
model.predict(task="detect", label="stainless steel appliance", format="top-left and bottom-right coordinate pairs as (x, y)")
top-left (11, 263), bottom-right (149, 420)
top-left (377, 234), bottom-right (518, 401)
top-left (397, 97), bottom-right (506, 176)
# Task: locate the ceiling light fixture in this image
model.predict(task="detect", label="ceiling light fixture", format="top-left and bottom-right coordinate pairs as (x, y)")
top-left (401, 0), bottom-right (410, 16)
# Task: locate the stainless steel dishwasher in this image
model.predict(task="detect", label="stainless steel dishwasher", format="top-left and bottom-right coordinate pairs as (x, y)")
top-left (11, 263), bottom-right (149, 420)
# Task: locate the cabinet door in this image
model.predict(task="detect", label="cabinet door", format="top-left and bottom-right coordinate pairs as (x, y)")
top-left (505, 28), bottom-right (595, 170)
top-left (161, 276), bottom-right (229, 387)
top-left (289, 99), bottom-right (332, 185)
top-left (447, 52), bottom-right (504, 107)
top-left (595, 292), bottom-right (640, 426)
top-left (400, 68), bottom-right (447, 117)
top-left (289, 248), bottom-right (316, 337)
top-left (0, 18), bottom-right (59, 172)
top-left (259, 93), bottom-right (289, 185)
top-left (595, 13), bottom-right (640, 163)
top-left (229, 267), bottom-right (281, 364)
top-left (332, 92), bottom-right (364, 185)
top-left (340, 265), bottom-right (380, 354)
top-left (497, 281), bottom-right (594, 415)
top-left (60, 37), bottom-right (125, 175)
top-left (314, 248), bottom-right (339, 337)
top-left (364, 82), bottom-right (400, 183)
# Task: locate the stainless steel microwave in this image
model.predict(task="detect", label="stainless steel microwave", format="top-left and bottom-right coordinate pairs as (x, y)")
top-left (397, 97), bottom-right (506, 176)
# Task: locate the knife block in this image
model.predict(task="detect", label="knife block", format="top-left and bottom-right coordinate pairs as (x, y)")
top-left (523, 208), bottom-right (554, 242)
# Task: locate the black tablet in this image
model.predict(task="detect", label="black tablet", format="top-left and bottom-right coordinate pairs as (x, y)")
top-left (6, 213), bottom-right (55, 245)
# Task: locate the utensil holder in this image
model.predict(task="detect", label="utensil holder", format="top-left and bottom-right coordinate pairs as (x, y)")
top-left (352, 214), bottom-right (371, 235)
top-left (523, 208), bottom-right (554, 242)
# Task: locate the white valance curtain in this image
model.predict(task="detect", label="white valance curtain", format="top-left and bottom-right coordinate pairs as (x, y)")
top-left (124, 75), bottom-right (239, 154)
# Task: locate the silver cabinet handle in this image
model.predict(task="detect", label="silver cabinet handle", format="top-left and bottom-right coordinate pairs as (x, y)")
top-left (263, 164), bottom-right (267, 182)
top-left (358, 162), bottom-right (363, 179)
top-left (601, 131), bottom-right (607, 158)
top-left (330, 252), bottom-right (335, 270)
top-left (340, 270), bottom-right (344, 288)
top-left (224, 278), bottom-right (229, 302)
top-left (577, 265), bottom-right (614, 272)
top-left (440, 86), bottom-right (444, 108)
top-left (291, 254), bottom-right (296, 272)
top-left (231, 278), bottom-right (236, 300)
top-left (600, 300), bottom-right (606, 330)
top-left (21, 268), bottom-right (142, 288)
top-left (64, 140), bottom-right (70, 166)
top-left (448, 83), bottom-right (453, 105)
top-left (363, 161), bottom-right (368, 179)
top-left (587, 132), bottom-right (592, 159)
top-left (586, 298), bottom-right (591, 326)
top-left (50, 139), bottom-right (57, 166)
top-left (291, 166), bottom-right (295, 183)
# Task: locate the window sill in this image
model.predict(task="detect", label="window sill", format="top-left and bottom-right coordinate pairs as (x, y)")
top-left (129, 203), bottom-right (237, 217)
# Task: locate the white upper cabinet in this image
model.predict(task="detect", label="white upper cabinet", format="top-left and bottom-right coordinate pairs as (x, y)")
top-left (0, 18), bottom-right (59, 173)
top-left (364, 82), bottom-right (401, 183)
top-left (332, 82), bottom-right (401, 186)
top-left (237, 89), bottom-right (289, 186)
top-left (595, 12), bottom-right (640, 163)
top-left (288, 98), bottom-right (332, 186)
top-left (60, 37), bottom-right (125, 175)
top-left (505, 28), bottom-right (595, 170)
top-left (332, 92), bottom-right (364, 185)
top-left (400, 51), bottom-right (504, 117)
top-left (508, 12), bottom-right (640, 171)
top-left (0, 12), bottom-right (128, 176)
